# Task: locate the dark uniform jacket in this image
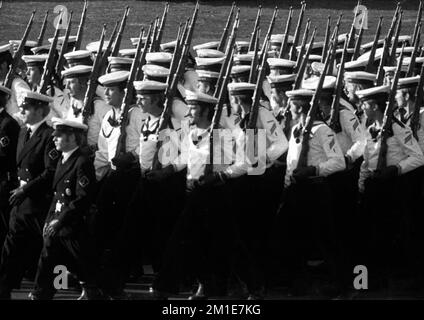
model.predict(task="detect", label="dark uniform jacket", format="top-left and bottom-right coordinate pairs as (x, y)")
top-left (16, 121), bottom-right (59, 215)
top-left (45, 148), bottom-right (96, 237)
top-left (0, 109), bottom-right (20, 199)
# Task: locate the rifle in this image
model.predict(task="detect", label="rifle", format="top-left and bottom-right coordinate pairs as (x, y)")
top-left (376, 37), bottom-right (390, 85)
top-left (4, 10), bottom-right (36, 89)
top-left (347, 0), bottom-right (361, 48)
top-left (74, 0), bottom-right (87, 51)
top-left (329, 36), bottom-right (349, 134)
top-left (412, 0), bottom-right (423, 47)
top-left (389, 10), bottom-right (403, 66)
top-left (293, 27), bottom-right (317, 89)
top-left (352, 16), bottom-right (365, 60)
top-left (278, 7), bottom-right (293, 59)
top-left (215, 9), bottom-right (240, 97)
top-left (113, 25), bottom-right (145, 161)
top-left (258, 6), bottom-right (278, 67)
top-left (154, 2), bottom-right (169, 52)
top-left (111, 6), bottom-right (130, 57)
top-left (56, 10), bottom-right (73, 79)
top-left (322, 16), bottom-right (331, 63)
top-left (38, 11), bottom-right (63, 94)
top-left (296, 45), bottom-right (333, 170)
top-left (150, 17), bottom-right (160, 52)
top-left (82, 25), bottom-right (106, 123)
top-left (37, 10), bottom-right (49, 46)
top-left (99, 20), bottom-right (120, 75)
top-left (407, 22), bottom-right (421, 77)
top-left (135, 22), bottom-right (154, 81)
top-left (247, 40), bottom-right (270, 131)
top-left (248, 5), bottom-right (262, 52)
top-left (410, 63), bottom-right (424, 140)
top-left (249, 27), bottom-right (260, 84)
top-left (289, 1), bottom-right (306, 61)
top-left (205, 47), bottom-right (235, 175)
top-left (365, 16), bottom-right (383, 73)
top-left (376, 44), bottom-right (405, 171)
top-left (294, 19), bottom-right (311, 74)
top-left (386, 3), bottom-right (401, 46)
top-left (219, 2), bottom-right (236, 52)
top-left (327, 14), bottom-right (342, 75)
top-left (151, 1), bottom-right (199, 171)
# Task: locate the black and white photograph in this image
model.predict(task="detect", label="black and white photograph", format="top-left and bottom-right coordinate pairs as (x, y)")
top-left (0, 0), bottom-right (423, 308)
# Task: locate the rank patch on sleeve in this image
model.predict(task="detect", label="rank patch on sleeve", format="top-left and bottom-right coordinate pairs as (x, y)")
top-left (0, 136), bottom-right (10, 147)
top-left (353, 120), bottom-right (359, 131)
top-left (79, 176), bottom-right (89, 188)
top-left (329, 138), bottom-right (335, 150)
top-left (404, 133), bottom-right (412, 145)
top-left (270, 123), bottom-right (277, 135)
top-left (48, 149), bottom-right (59, 160)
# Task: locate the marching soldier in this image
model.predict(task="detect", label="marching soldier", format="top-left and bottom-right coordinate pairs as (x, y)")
top-left (153, 91), bottom-right (247, 299)
top-left (62, 65), bottom-right (111, 151)
top-left (30, 118), bottom-right (102, 300)
top-left (93, 71), bottom-right (144, 297)
top-left (0, 91), bottom-right (58, 299)
top-left (21, 55), bottom-right (70, 120)
top-left (227, 82), bottom-right (288, 299)
top-left (356, 85), bottom-right (424, 291)
top-left (0, 44), bottom-right (31, 123)
top-left (281, 88), bottom-right (347, 297)
top-left (0, 86), bottom-right (20, 246)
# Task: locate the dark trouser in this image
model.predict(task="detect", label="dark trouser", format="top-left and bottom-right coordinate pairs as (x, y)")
top-left (234, 165), bottom-right (286, 294)
top-left (279, 178), bottom-right (348, 291)
top-left (94, 167), bottom-right (141, 256)
top-left (327, 158), bottom-right (362, 269)
top-left (153, 182), bottom-right (237, 295)
top-left (101, 170), bottom-right (187, 293)
top-left (0, 179), bottom-right (17, 247)
top-left (0, 208), bottom-right (45, 295)
top-left (32, 226), bottom-right (99, 299)
top-left (362, 167), bottom-right (424, 288)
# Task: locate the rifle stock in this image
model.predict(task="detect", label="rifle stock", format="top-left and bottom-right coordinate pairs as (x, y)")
top-left (82, 25), bottom-right (106, 123)
top-left (4, 10), bottom-right (36, 89)
top-left (135, 23), bottom-right (154, 81)
top-left (114, 25), bottom-right (145, 159)
top-left (289, 1), bottom-right (306, 61)
top-left (376, 43), bottom-right (405, 170)
top-left (389, 10), bottom-right (403, 66)
top-left (38, 11), bottom-right (63, 94)
top-left (322, 16), bottom-right (331, 63)
top-left (366, 16), bottom-right (383, 73)
top-left (249, 5), bottom-right (262, 52)
top-left (155, 2), bottom-right (170, 52)
top-left (249, 27), bottom-right (260, 84)
top-left (347, 0), bottom-right (361, 48)
top-left (329, 36), bottom-right (349, 133)
top-left (352, 16), bottom-right (365, 60)
top-left (219, 2), bottom-right (236, 52)
top-left (376, 37), bottom-right (390, 85)
top-left (99, 20), bottom-right (120, 75)
top-left (296, 44), bottom-right (333, 170)
top-left (56, 11), bottom-right (73, 79)
top-left (37, 10), bottom-right (49, 47)
top-left (407, 22), bottom-right (421, 77)
top-left (293, 27), bottom-right (317, 89)
top-left (278, 7), bottom-right (293, 59)
top-left (294, 19), bottom-right (311, 74)
top-left (111, 6), bottom-right (130, 57)
top-left (74, 0), bottom-right (88, 51)
top-left (412, 1), bottom-right (423, 47)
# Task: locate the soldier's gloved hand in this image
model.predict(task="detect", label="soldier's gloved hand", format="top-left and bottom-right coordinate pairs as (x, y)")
top-left (373, 165), bottom-right (399, 181)
top-left (145, 165), bottom-right (175, 182)
top-left (292, 166), bottom-right (316, 183)
top-left (111, 153), bottom-right (135, 169)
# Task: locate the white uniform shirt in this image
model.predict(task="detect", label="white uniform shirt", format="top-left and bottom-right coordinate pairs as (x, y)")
top-left (94, 105), bottom-right (144, 180)
top-left (139, 115), bottom-right (184, 172)
top-left (185, 126), bottom-right (248, 181)
top-left (335, 104), bottom-right (367, 162)
top-left (394, 106), bottom-right (424, 154)
top-left (358, 121), bottom-right (424, 192)
top-left (66, 97), bottom-right (110, 147)
top-left (285, 121), bottom-right (346, 187)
